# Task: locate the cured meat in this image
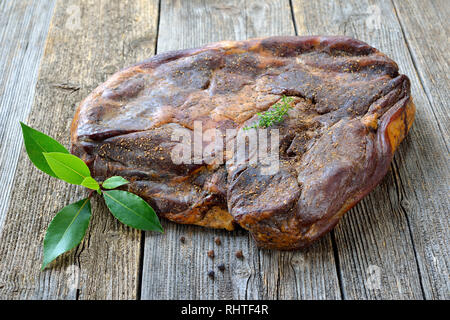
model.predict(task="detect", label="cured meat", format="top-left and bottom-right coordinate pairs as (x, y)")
top-left (71, 36), bottom-right (415, 249)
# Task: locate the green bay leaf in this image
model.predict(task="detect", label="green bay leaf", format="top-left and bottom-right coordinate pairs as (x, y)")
top-left (103, 190), bottom-right (163, 232)
top-left (20, 122), bottom-right (69, 177)
top-left (81, 176), bottom-right (100, 191)
top-left (44, 152), bottom-right (91, 185)
top-left (42, 198), bottom-right (91, 269)
top-left (102, 176), bottom-right (129, 189)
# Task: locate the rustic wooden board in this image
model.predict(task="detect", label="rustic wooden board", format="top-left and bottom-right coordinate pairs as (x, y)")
top-left (393, 0), bottom-right (449, 144)
top-left (140, 0), bottom-right (342, 300)
top-left (0, 0), bottom-right (159, 299)
top-left (0, 0), bottom-right (56, 233)
top-left (292, 0), bottom-right (449, 299)
top-left (391, 0), bottom-right (449, 299)
top-left (0, 0), bottom-right (448, 300)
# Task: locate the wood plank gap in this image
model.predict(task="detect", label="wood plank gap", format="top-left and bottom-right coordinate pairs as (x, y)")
top-left (154, 0), bottom-right (162, 54)
top-left (136, 230), bottom-right (146, 300)
top-left (288, 0), bottom-right (299, 35)
top-left (330, 231), bottom-right (346, 300)
top-left (390, 0), bottom-right (448, 151)
top-left (391, 157), bottom-right (426, 299)
top-left (136, 0), bottom-right (161, 300)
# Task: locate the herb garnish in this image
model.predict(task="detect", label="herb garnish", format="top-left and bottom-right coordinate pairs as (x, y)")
top-left (244, 95), bottom-right (293, 130)
top-left (20, 122), bottom-right (163, 269)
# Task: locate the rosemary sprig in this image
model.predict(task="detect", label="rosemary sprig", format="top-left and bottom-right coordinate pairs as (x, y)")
top-left (244, 95), bottom-right (293, 130)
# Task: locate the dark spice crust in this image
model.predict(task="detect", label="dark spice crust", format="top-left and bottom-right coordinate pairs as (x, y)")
top-left (71, 36), bottom-right (415, 250)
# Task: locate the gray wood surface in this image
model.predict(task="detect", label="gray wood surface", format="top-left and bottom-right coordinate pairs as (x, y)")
top-left (0, 0), bottom-right (56, 233)
top-left (292, 0), bottom-right (449, 300)
top-left (0, 0), bottom-right (448, 300)
top-left (393, 0), bottom-right (449, 144)
top-left (391, 0), bottom-right (449, 299)
top-left (0, 0), bottom-right (159, 299)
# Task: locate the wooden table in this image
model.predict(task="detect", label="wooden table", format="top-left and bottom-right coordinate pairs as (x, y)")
top-left (0, 0), bottom-right (448, 300)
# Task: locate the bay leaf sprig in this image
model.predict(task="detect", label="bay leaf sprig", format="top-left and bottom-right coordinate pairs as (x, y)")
top-left (19, 122), bottom-right (163, 270)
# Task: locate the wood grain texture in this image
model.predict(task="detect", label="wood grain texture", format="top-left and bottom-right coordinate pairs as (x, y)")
top-left (140, 0), bottom-right (341, 300)
top-left (0, 0), bottom-right (447, 300)
top-left (0, 0), bottom-right (56, 233)
top-left (391, 0), bottom-right (450, 299)
top-left (0, 0), bottom-right (159, 299)
top-left (292, 0), bottom-right (449, 299)
top-left (393, 0), bottom-right (449, 146)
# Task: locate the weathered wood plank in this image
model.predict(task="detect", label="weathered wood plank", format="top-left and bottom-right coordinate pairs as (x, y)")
top-left (0, 0), bottom-right (56, 233)
top-left (292, 0), bottom-right (449, 299)
top-left (140, 0), bottom-right (341, 300)
top-left (0, 0), bottom-right (159, 299)
top-left (393, 0), bottom-right (449, 146)
top-left (390, 0), bottom-right (450, 299)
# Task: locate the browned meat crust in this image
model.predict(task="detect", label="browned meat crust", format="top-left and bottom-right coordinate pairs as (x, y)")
top-left (71, 36), bottom-right (415, 249)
